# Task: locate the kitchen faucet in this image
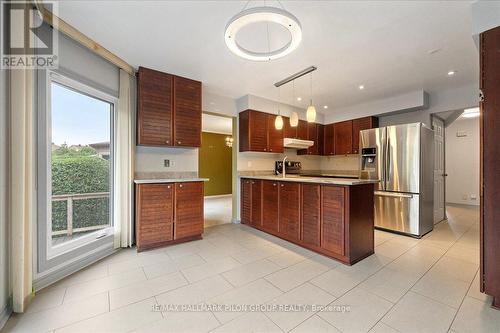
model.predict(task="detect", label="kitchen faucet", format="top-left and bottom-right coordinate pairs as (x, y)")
top-left (282, 156), bottom-right (288, 178)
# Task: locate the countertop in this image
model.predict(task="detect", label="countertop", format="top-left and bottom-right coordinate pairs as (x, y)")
top-left (134, 178), bottom-right (209, 184)
top-left (240, 175), bottom-right (379, 186)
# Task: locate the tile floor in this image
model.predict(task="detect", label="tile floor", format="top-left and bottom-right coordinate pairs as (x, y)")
top-left (204, 195), bottom-right (233, 227)
top-left (4, 205), bottom-right (500, 333)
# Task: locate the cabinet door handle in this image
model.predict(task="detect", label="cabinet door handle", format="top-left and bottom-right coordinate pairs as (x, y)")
top-left (280, 184), bottom-right (284, 187)
top-left (179, 184), bottom-right (183, 188)
top-left (165, 140), bottom-right (170, 144)
top-left (269, 149), bottom-right (272, 152)
top-left (264, 148), bottom-right (267, 151)
top-left (167, 185), bottom-right (171, 189)
top-left (273, 183), bottom-right (277, 186)
top-left (177, 141), bottom-right (182, 145)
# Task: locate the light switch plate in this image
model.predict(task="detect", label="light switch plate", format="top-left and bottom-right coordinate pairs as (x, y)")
top-left (164, 159), bottom-right (170, 167)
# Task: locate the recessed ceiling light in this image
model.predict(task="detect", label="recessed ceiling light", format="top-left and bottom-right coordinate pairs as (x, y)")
top-left (323, 105), bottom-right (328, 109)
top-left (448, 70), bottom-right (456, 76)
top-left (297, 97), bottom-right (302, 101)
top-left (359, 85), bottom-right (365, 90)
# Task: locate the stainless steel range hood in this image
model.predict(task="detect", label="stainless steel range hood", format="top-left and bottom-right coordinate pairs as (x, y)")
top-left (283, 138), bottom-right (314, 149)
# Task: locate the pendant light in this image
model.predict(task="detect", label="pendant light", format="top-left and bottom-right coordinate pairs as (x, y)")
top-left (290, 79), bottom-right (299, 127)
top-left (306, 72), bottom-right (317, 122)
top-left (275, 86), bottom-right (284, 130)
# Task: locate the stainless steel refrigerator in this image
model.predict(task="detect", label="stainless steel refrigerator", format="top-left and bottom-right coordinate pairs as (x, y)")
top-left (359, 123), bottom-right (434, 238)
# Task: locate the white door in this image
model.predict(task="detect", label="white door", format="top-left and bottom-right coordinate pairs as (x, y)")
top-left (432, 117), bottom-right (446, 223)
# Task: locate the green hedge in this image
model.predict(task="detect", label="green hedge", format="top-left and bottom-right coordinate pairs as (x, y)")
top-left (51, 145), bottom-right (110, 233)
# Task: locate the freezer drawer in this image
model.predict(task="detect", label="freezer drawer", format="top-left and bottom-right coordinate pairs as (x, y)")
top-left (374, 191), bottom-right (422, 237)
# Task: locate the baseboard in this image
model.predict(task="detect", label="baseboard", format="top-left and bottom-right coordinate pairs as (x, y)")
top-left (33, 244), bottom-right (116, 291)
top-left (0, 303), bottom-right (12, 330)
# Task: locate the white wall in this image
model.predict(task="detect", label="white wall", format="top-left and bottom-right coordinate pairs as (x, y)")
top-left (378, 84), bottom-right (479, 127)
top-left (445, 117), bottom-right (480, 205)
top-left (0, 68), bottom-right (10, 325)
top-left (135, 147), bottom-right (198, 173)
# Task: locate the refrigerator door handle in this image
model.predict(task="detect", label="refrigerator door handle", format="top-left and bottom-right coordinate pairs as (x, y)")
top-left (374, 191), bottom-right (414, 199)
top-left (385, 132), bottom-right (390, 191)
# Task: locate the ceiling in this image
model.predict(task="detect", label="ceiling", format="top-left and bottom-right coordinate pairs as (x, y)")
top-left (57, 1), bottom-right (479, 114)
top-left (202, 113), bottom-right (233, 135)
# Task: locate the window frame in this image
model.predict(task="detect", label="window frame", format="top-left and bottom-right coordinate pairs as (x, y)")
top-left (43, 70), bottom-right (117, 260)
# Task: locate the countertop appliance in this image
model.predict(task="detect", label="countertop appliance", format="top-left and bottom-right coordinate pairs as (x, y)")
top-left (360, 123), bottom-right (434, 238)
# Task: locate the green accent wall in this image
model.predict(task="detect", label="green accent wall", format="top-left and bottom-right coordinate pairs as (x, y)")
top-left (199, 132), bottom-right (232, 196)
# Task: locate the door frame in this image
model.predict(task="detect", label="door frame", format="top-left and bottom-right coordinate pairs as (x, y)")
top-left (34, 69), bottom-right (117, 288)
top-left (200, 111), bottom-right (237, 223)
top-left (431, 114), bottom-right (447, 222)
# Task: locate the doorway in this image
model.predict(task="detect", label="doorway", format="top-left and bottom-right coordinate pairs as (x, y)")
top-left (432, 115), bottom-right (446, 223)
top-left (199, 113), bottom-right (235, 227)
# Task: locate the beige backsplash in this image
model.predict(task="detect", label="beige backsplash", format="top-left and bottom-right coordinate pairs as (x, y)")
top-left (135, 171), bottom-right (198, 180)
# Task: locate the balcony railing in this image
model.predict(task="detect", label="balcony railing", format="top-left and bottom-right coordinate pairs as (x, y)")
top-left (51, 192), bottom-right (110, 236)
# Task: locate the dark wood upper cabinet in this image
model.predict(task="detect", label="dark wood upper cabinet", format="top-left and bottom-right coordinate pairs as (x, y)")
top-left (301, 184), bottom-right (321, 247)
top-left (262, 180), bottom-right (279, 233)
top-left (297, 120), bottom-right (308, 140)
top-left (239, 110), bottom-right (269, 152)
top-left (480, 25), bottom-right (500, 309)
top-left (267, 114), bottom-right (284, 153)
top-left (323, 123), bottom-right (335, 156)
top-left (137, 66), bottom-right (201, 148)
top-left (241, 179), bottom-right (252, 225)
top-left (137, 67), bottom-right (173, 146)
top-left (136, 183), bottom-right (174, 251)
top-left (298, 122), bottom-right (322, 155)
top-left (321, 185), bottom-right (345, 256)
top-left (175, 182), bottom-right (204, 239)
top-left (173, 76), bottom-right (202, 147)
top-left (334, 120), bottom-right (353, 155)
top-left (283, 116), bottom-right (297, 138)
top-left (250, 180), bottom-right (262, 227)
top-left (279, 182), bottom-right (301, 242)
top-left (352, 117), bottom-right (379, 154)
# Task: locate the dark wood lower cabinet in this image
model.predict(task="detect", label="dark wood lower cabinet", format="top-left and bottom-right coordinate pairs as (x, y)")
top-left (321, 186), bottom-right (345, 255)
top-left (262, 180), bottom-right (279, 233)
top-left (175, 182), bottom-right (204, 239)
top-left (241, 178), bottom-right (375, 265)
top-left (301, 184), bottom-right (321, 247)
top-left (250, 180), bottom-right (262, 227)
top-left (135, 181), bottom-right (204, 251)
top-left (136, 184), bottom-right (174, 250)
top-left (279, 182), bottom-right (301, 242)
top-left (241, 179), bottom-right (252, 225)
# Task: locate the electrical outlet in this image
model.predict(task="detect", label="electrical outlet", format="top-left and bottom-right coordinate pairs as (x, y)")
top-left (462, 194), bottom-right (468, 200)
top-left (470, 194), bottom-right (477, 200)
top-left (164, 159), bottom-right (170, 167)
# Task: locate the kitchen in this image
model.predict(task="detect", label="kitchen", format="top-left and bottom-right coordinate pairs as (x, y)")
top-left (1, 1), bottom-right (500, 333)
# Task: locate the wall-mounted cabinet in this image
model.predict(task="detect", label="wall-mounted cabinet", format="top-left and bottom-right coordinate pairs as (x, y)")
top-left (238, 109), bottom-right (377, 156)
top-left (298, 123), bottom-right (323, 156)
top-left (334, 120), bottom-right (353, 155)
top-left (137, 66), bottom-right (201, 147)
top-left (323, 116), bottom-right (379, 156)
top-left (135, 181), bottom-right (204, 251)
top-left (352, 117), bottom-right (379, 154)
top-left (239, 110), bottom-right (284, 153)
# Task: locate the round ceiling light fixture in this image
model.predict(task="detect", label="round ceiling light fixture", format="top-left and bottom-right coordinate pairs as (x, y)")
top-left (224, 6), bottom-right (302, 61)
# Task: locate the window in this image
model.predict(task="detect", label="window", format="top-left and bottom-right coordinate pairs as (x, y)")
top-left (44, 72), bottom-right (116, 258)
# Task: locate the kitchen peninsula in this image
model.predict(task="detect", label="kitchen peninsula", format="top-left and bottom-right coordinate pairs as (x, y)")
top-left (240, 176), bottom-right (378, 265)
